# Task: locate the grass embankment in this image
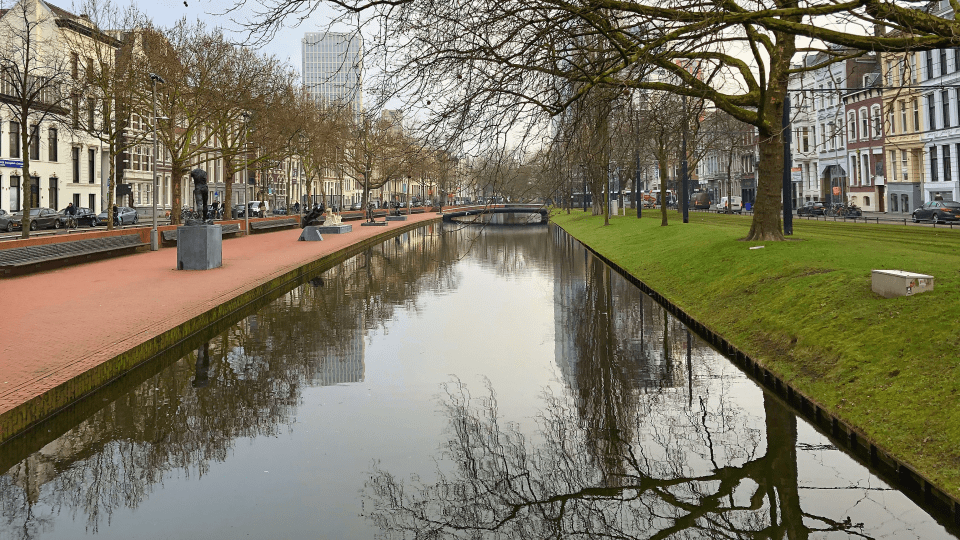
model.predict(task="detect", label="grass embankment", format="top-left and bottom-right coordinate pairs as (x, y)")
top-left (552, 210), bottom-right (960, 497)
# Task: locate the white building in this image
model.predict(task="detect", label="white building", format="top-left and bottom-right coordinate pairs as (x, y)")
top-left (0, 0), bottom-right (109, 216)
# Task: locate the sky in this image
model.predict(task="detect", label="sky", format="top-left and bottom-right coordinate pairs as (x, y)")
top-left (73, 0), bottom-right (348, 76)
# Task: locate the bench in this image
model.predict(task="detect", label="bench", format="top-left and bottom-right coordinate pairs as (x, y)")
top-left (161, 223), bottom-right (242, 243)
top-left (249, 218), bottom-right (298, 232)
top-left (0, 235), bottom-right (148, 275)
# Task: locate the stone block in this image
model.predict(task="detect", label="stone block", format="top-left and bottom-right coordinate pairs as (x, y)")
top-left (361, 221), bottom-right (388, 226)
top-left (177, 225), bottom-right (222, 270)
top-left (298, 226), bottom-right (324, 241)
top-left (871, 269), bottom-right (934, 298)
top-left (316, 224), bottom-right (352, 234)
top-left (386, 216), bottom-right (407, 221)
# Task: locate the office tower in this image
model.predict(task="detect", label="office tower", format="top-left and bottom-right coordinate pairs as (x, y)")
top-left (301, 31), bottom-right (363, 112)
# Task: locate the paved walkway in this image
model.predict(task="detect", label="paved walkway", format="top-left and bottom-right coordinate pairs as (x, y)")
top-left (0, 214), bottom-right (439, 437)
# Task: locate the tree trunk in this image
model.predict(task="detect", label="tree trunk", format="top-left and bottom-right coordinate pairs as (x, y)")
top-left (224, 155), bottom-right (235, 218)
top-left (745, 127), bottom-right (786, 240)
top-left (18, 117), bottom-right (32, 239)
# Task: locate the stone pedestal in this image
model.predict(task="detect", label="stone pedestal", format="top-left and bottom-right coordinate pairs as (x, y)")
top-left (316, 224), bottom-right (352, 234)
top-left (386, 215), bottom-right (407, 221)
top-left (298, 226), bottom-right (324, 241)
top-left (177, 225), bottom-right (222, 270)
top-left (361, 221), bottom-right (388, 227)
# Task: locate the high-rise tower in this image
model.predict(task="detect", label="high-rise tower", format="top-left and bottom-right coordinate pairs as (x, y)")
top-left (301, 32), bottom-right (363, 112)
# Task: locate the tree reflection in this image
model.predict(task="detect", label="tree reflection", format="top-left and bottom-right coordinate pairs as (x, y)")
top-left (364, 237), bottom-right (869, 539)
top-left (0, 225), bottom-right (470, 537)
top-left (364, 380), bottom-right (869, 539)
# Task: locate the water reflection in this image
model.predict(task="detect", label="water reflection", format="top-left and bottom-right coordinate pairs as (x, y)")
top-left (0, 225), bottom-right (954, 539)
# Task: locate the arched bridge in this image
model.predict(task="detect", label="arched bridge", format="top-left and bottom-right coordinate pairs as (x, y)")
top-left (442, 205), bottom-right (548, 223)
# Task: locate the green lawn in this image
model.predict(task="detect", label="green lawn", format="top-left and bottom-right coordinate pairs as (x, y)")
top-left (552, 209), bottom-right (960, 497)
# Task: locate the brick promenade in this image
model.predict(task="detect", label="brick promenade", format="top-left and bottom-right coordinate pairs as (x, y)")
top-left (0, 213), bottom-right (439, 440)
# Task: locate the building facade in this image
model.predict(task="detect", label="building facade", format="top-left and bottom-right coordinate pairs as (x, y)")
top-left (301, 31), bottom-right (363, 113)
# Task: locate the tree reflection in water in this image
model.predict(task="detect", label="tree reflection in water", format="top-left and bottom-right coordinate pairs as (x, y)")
top-left (364, 235), bottom-right (870, 539)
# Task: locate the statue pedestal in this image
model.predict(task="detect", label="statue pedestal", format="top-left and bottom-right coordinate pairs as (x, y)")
top-left (386, 215), bottom-right (407, 221)
top-left (361, 221), bottom-right (388, 227)
top-left (177, 225), bottom-right (222, 270)
top-left (298, 226), bottom-right (324, 241)
top-left (316, 224), bottom-right (352, 234)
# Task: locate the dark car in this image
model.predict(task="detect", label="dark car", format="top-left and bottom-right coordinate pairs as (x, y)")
top-left (796, 201), bottom-right (825, 216)
top-left (1, 207), bottom-right (60, 231)
top-left (232, 204), bottom-right (247, 218)
top-left (58, 207), bottom-right (97, 228)
top-left (912, 201), bottom-right (960, 223)
top-left (94, 206), bottom-right (139, 226)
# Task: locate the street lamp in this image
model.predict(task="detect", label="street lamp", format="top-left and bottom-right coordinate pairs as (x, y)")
top-left (241, 112), bottom-right (251, 234)
top-left (149, 73), bottom-right (165, 251)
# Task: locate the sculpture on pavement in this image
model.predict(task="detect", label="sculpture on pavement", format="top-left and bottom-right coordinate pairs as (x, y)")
top-left (189, 168), bottom-right (212, 224)
top-left (302, 203), bottom-right (325, 228)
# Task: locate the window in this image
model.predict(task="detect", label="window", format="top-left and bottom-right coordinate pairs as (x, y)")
top-left (71, 52), bottom-right (78, 80)
top-left (900, 100), bottom-right (907, 132)
top-left (86, 99), bottom-right (95, 130)
top-left (945, 145), bottom-right (952, 183)
top-left (802, 127), bottom-right (809, 152)
top-left (72, 148), bottom-right (80, 183)
top-left (928, 95), bottom-right (937, 130)
top-left (941, 48), bottom-right (948, 76)
top-left (931, 146), bottom-right (939, 182)
top-left (872, 106), bottom-right (882, 138)
top-left (89, 193), bottom-right (95, 211)
top-left (48, 178), bottom-right (57, 210)
top-left (888, 106), bottom-right (896, 136)
top-left (29, 125), bottom-right (39, 161)
top-left (943, 90), bottom-right (951, 129)
top-left (911, 53), bottom-right (918, 83)
top-left (88, 149), bottom-right (95, 184)
top-left (886, 60), bottom-right (894, 86)
top-left (902, 149), bottom-right (908, 181)
top-left (900, 60), bottom-right (907, 83)
top-left (860, 109), bottom-right (868, 139)
top-left (48, 128), bottom-right (57, 161)
top-left (9, 176), bottom-right (20, 212)
top-left (914, 98), bottom-right (920, 132)
top-left (9, 122), bottom-right (19, 158)
top-left (926, 50), bottom-right (934, 80)
top-left (849, 112), bottom-right (858, 140)
top-left (864, 196), bottom-right (870, 206)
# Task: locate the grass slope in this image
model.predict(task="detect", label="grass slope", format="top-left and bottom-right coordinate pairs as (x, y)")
top-left (552, 210), bottom-right (960, 497)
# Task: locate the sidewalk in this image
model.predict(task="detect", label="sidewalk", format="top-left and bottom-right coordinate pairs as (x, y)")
top-left (0, 213), bottom-right (439, 442)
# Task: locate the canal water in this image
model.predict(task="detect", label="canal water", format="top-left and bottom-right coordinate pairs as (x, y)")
top-left (1, 222), bottom-right (956, 539)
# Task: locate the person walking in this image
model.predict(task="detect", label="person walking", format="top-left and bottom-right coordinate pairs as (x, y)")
top-left (258, 201), bottom-right (266, 218)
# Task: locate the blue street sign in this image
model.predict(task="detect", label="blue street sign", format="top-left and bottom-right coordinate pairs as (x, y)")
top-left (0, 159), bottom-right (23, 168)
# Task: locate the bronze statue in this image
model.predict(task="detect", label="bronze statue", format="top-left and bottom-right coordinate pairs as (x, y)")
top-left (301, 203), bottom-right (325, 228)
top-left (190, 168), bottom-right (210, 224)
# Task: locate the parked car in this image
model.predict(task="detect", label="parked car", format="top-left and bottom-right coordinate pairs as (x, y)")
top-left (94, 206), bottom-right (138, 226)
top-left (58, 207), bottom-right (97, 227)
top-left (248, 201), bottom-right (270, 217)
top-left (349, 201), bottom-right (364, 211)
top-left (691, 192), bottom-right (711, 210)
top-left (1, 207), bottom-right (60, 231)
top-left (716, 196), bottom-right (743, 214)
top-left (912, 200), bottom-right (960, 223)
top-left (796, 201), bottom-right (825, 216)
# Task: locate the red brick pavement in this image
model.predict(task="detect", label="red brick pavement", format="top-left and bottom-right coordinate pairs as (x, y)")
top-left (0, 214), bottom-right (438, 435)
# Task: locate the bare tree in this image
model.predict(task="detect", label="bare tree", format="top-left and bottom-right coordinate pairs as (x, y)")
top-left (0, 0), bottom-right (74, 237)
top-left (65, 0), bottom-right (150, 230)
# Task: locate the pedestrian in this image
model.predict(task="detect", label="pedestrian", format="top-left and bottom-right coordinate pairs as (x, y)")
top-left (258, 201), bottom-right (265, 218)
top-left (293, 201), bottom-right (300, 214)
top-left (112, 204), bottom-right (119, 226)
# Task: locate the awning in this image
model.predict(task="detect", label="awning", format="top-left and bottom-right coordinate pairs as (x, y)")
top-left (819, 164), bottom-right (847, 178)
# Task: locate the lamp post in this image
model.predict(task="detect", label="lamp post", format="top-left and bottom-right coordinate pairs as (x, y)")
top-left (149, 73), bottom-right (165, 251)
top-left (241, 112), bottom-right (250, 234)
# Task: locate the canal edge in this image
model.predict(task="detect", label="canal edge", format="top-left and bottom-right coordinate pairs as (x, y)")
top-left (551, 222), bottom-right (960, 529)
top-left (0, 218), bottom-right (440, 446)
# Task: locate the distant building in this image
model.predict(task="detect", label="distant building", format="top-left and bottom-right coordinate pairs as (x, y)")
top-left (301, 31), bottom-right (363, 113)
